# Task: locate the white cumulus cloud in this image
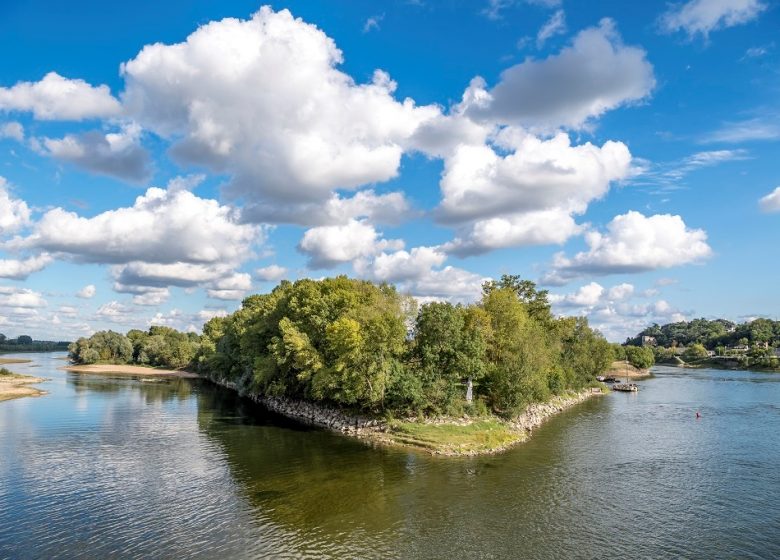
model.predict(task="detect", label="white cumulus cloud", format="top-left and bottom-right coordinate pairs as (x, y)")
top-left (0, 254), bottom-right (52, 280)
top-left (660, 0), bottom-right (766, 38)
top-left (255, 265), bottom-right (288, 282)
top-left (298, 219), bottom-right (403, 269)
top-left (76, 284), bottom-right (96, 299)
top-left (543, 211), bottom-right (712, 284)
top-left (120, 6), bottom-right (439, 206)
top-left (0, 72), bottom-right (121, 120)
top-left (0, 122), bottom-right (24, 142)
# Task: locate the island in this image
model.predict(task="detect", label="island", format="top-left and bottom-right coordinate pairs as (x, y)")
top-left (66, 275), bottom-right (618, 455)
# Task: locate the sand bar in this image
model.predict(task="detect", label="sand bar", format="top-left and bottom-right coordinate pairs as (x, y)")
top-left (0, 372), bottom-right (47, 402)
top-left (61, 363), bottom-right (199, 378)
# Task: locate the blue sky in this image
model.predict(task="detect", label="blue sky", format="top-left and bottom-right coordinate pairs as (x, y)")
top-left (0, 0), bottom-right (778, 342)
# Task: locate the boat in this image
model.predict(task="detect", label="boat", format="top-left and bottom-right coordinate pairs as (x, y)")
top-left (612, 359), bottom-right (639, 392)
top-left (612, 383), bottom-right (638, 392)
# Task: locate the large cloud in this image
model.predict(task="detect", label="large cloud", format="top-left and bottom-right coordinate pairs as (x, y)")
top-left (460, 19), bottom-right (655, 130)
top-left (660, 0), bottom-right (766, 38)
top-left (437, 129), bottom-right (632, 223)
top-left (542, 211), bottom-right (712, 284)
top-left (16, 181), bottom-right (261, 293)
top-left (0, 72), bottom-right (121, 120)
top-left (0, 286), bottom-right (47, 308)
top-left (436, 128), bottom-right (632, 254)
top-left (120, 6), bottom-right (439, 206)
top-left (22, 185), bottom-right (258, 266)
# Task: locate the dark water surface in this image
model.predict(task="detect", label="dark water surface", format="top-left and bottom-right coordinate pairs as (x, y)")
top-left (1, 354), bottom-right (779, 559)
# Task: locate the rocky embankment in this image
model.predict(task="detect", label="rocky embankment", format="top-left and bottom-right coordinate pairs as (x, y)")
top-left (213, 378), bottom-right (382, 434)
top-left (211, 375), bottom-right (604, 455)
top-left (509, 389), bottom-right (603, 433)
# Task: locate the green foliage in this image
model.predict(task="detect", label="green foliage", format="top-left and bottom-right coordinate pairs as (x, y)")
top-left (683, 343), bottom-right (709, 361)
top-left (197, 275), bottom-right (613, 418)
top-left (69, 327), bottom-right (199, 369)
top-left (630, 317), bottom-right (780, 350)
top-left (624, 346), bottom-right (655, 369)
top-left (68, 331), bottom-right (133, 364)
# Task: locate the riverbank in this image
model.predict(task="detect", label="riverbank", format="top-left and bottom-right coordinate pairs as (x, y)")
top-left (381, 389), bottom-right (605, 456)
top-left (0, 357), bottom-right (32, 365)
top-left (658, 358), bottom-right (780, 372)
top-left (605, 360), bottom-right (652, 378)
top-left (61, 363), bottom-right (199, 378)
top-left (211, 376), bottom-right (605, 456)
top-left (0, 368), bottom-right (47, 402)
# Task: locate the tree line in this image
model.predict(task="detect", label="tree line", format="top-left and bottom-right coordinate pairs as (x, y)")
top-left (0, 333), bottom-right (70, 353)
top-left (629, 318), bottom-right (780, 350)
top-left (68, 326), bottom-right (201, 369)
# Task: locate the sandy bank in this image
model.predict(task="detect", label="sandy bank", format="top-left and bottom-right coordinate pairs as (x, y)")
top-left (0, 357), bottom-right (33, 365)
top-left (0, 372), bottom-right (47, 402)
top-left (605, 360), bottom-right (652, 378)
top-left (61, 364), bottom-right (199, 378)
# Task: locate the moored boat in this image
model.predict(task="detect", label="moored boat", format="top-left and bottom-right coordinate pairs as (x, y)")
top-left (612, 383), bottom-right (638, 392)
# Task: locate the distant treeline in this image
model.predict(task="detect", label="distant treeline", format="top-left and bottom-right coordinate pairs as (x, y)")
top-left (68, 326), bottom-right (201, 369)
top-left (193, 275), bottom-right (614, 418)
top-left (0, 333), bottom-right (70, 353)
top-left (628, 318), bottom-right (780, 349)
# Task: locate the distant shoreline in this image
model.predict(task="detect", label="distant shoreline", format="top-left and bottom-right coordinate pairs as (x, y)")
top-left (0, 357), bottom-right (33, 365)
top-left (61, 363), bottom-right (199, 378)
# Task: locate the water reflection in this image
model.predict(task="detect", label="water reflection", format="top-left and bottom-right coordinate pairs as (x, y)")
top-left (1, 354), bottom-right (780, 559)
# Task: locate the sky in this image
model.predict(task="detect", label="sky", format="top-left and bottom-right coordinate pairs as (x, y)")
top-left (0, 0), bottom-right (778, 342)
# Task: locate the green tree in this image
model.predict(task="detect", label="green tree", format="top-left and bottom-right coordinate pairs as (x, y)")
top-left (683, 343), bottom-right (709, 361)
top-left (624, 345), bottom-right (655, 369)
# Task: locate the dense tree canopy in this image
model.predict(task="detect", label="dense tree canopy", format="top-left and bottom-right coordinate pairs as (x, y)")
top-left (196, 276), bottom-right (612, 418)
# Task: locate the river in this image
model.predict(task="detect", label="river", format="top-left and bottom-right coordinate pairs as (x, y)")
top-left (1, 353), bottom-right (779, 559)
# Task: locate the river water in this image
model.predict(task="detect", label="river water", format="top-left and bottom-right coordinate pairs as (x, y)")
top-left (1, 353), bottom-right (779, 559)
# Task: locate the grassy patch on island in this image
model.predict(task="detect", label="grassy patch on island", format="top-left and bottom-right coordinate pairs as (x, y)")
top-left (385, 419), bottom-right (522, 455)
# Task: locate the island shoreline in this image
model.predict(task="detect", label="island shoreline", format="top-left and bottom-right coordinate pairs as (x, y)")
top-left (209, 375), bottom-right (605, 456)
